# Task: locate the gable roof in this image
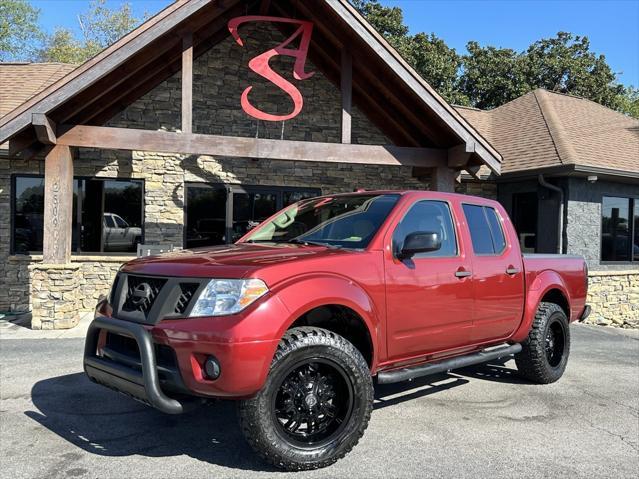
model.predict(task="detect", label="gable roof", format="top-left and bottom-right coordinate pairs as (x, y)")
top-left (456, 89), bottom-right (639, 178)
top-left (0, 63), bottom-right (76, 118)
top-left (0, 0), bottom-right (501, 173)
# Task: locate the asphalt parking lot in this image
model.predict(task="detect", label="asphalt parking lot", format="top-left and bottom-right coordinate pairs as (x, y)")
top-left (1, 323), bottom-right (637, 479)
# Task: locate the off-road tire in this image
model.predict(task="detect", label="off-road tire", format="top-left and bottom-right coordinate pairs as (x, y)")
top-left (237, 327), bottom-right (373, 471)
top-left (515, 302), bottom-right (570, 384)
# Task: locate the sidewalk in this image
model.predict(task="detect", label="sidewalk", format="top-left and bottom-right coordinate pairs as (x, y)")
top-left (0, 312), bottom-right (93, 339)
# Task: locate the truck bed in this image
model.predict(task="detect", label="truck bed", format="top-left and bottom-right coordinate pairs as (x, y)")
top-left (522, 254), bottom-right (588, 322)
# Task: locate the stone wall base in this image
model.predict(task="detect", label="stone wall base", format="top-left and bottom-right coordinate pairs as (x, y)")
top-left (585, 270), bottom-right (639, 328)
top-left (29, 263), bottom-right (82, 330)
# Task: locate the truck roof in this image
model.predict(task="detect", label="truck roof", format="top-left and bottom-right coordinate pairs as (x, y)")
top-left (311, 189), bottom-right (498, 205)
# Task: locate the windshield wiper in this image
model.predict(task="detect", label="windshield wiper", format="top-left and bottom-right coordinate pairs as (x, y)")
top-left (287, 238), bottom-right (341, 249)
top-left (245, 238), bottom-right (340, 248)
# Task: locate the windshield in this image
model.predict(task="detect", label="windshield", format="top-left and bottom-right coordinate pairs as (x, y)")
top-left (242, 194), bottom-right (400, 249)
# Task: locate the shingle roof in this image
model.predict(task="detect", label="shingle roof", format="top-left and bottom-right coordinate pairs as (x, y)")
top-left (456, 89), bottom-right (639, 176)
top-left (0, 63), bottom-right (77, 119)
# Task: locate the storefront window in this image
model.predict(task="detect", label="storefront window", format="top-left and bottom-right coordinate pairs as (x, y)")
top-left (185, 184), bottom-right (320, 249)
top-left (601, 196), bottom-right (636, 262)
top-left (12, 176), bottom-right (143, 254)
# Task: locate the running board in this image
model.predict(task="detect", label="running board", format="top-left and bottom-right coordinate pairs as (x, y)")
top-left (377, 343), bottom-right (522, 384)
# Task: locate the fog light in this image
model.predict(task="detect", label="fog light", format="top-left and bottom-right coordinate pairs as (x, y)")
top-left (204, 356), bottom-right (221, 380)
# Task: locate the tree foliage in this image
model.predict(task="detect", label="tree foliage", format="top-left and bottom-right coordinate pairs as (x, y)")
top-left (352, 0), bottom-right (637, 118)
top-left (351, 0), bottom-right (465, 105)
top-left (459, 42), bottom-right (527, 109)
top-left (0, 0), bottom-right (42, 61)
top-left (39, 0), bottom-right (143, 63)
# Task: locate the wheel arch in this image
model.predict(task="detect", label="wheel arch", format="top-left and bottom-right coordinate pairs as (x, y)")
top-left (511, 270), bottom-right (572, 343)
top-left (273, 275), bottom-right (381, 371)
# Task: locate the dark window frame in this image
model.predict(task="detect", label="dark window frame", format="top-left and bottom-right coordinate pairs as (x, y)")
top-left (461, 203), bottom-right (508, 257)
top-left (600, 195), bottom-right (638, 264)
top-left (391, 199), bottom-right (459, 259)
top-left (11, 174), bottom-right (145, 255)
top-left (184, 182), bottom-right (321, 248)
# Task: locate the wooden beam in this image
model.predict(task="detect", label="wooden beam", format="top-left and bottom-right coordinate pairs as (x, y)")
top-left (466, 165), bottom-right (482, 180)
top-left (57, 124), bottom-right (447, 168)
top-left (8, 129), bottom-right (37, 156)
top-left (32, 113), bottom-right (57, 145)
top-left (447, 143), bottom-right (474, 168)
top-left (340, 48), bottom-right (352, 144)
top-left (430, 166), bottom-right (457, 192)
top-left (181, 32), bottom-right (193, 134)
top-left (43, 145), bottom-right (74, 264)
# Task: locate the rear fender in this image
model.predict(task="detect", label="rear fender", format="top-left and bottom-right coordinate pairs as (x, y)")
top-left (272, 274), bottom-right (381, 368)
top-left (511, 270), bottom-right (571, 343)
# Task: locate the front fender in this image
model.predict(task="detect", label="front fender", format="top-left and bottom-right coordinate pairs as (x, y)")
top-left (273, 273), bottom-right (382, 368)
top-left (511, 270), bottom-right (571, 343)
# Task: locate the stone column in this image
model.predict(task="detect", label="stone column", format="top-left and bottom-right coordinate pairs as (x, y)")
top-left (29, 263), bottom-right (82, 330)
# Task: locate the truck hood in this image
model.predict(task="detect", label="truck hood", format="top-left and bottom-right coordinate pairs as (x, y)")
top-left (121, 243), bottom-right (351, 279)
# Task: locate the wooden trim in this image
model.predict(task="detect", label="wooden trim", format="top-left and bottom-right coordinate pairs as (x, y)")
top-left (181, 32), bottom-right (194, 134)
top-left (447, 143), bottom-right (474, 168)
top-left (340, 49), bottom-right (352, 144)
top-left (8, 129), bottom-right (36, 156)
top-left (43, 145), bottom-right (74, 264)
top-left (57, 124), bottom-right (448, 167)
top-left (32, 114), bottom-right (57, 145)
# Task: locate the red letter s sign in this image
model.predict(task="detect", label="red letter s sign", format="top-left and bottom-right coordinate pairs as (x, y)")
top-left (228, 16), bottom-right (314, 122)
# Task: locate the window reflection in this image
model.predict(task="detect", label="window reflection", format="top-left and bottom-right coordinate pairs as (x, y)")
top-left (186, 187), bottom-right (227, 249)
top-left (14, 177), bottom-right (45, 253)
top-left (601, 196), bottom-right (631, 262)
top-left (12, 176), bottom-right (143, 254)
top-left (185, 184), bottom-right (320, 248)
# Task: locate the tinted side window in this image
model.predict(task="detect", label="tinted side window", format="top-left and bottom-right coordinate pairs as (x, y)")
top-left (486, 208), bottom-right (506, 252)
top-left (463, 204), bottom-right (506, 255)
top-left (394, 200), bottom-right (457, 257)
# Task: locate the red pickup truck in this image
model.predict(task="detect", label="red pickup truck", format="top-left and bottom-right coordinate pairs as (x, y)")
top-left (84, 191), bottom-right (590, 470)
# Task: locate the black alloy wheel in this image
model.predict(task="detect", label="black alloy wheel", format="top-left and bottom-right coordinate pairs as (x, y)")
top-left (272, 358), bottom-right (354, 448)
top-left (544, 318), bottom-right (566, 368)
top-left (237, 327), bottom-right (373, 471)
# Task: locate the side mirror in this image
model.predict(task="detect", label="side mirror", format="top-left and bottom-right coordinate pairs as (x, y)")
top-left (399, 231), bottom-right (441, 259)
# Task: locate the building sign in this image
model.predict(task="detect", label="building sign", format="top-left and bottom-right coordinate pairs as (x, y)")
top-left (228, 16), bottom-right (315, 121)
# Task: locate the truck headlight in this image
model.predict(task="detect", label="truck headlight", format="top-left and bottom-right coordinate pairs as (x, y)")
top-left (189, 279), bottom-right (269, 317)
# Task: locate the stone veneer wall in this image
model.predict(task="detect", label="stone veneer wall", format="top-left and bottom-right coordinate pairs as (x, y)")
top-left (585, 270), bottom-right (639, 328)
top-left (29, 263), bottom-right (82, 329)
top-left (566, 177), bottom-right (639, 270)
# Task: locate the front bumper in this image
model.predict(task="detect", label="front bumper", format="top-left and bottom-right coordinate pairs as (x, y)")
top-left (84, 302), bottom-right (283, 413)
top-left (84, 316), bottom-right (187, 414)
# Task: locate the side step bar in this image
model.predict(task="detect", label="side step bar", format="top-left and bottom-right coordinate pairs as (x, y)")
top-left (377, 343), bottom-right (522, 384)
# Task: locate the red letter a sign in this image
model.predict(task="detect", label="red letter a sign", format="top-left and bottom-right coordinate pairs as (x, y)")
top-left (228, 16), bottom-right (314, 122)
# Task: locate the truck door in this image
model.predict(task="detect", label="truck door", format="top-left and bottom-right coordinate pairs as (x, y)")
top-left (461, 203), bottom-right (525, 342)
top-left (385, 199), bottom-right (474, 360)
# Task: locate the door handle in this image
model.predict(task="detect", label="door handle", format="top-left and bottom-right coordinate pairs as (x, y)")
top-left (455, 270), bottom-right (472, 278)
top-left (506, 267), bottom-right (520, 275)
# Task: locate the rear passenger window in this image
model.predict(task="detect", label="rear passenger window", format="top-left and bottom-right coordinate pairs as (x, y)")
top-left (394, 200), bottom-right (457, 257)
top-left (463, 204), bottom-right (506, 255)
